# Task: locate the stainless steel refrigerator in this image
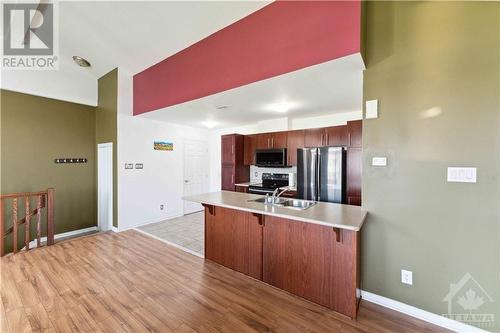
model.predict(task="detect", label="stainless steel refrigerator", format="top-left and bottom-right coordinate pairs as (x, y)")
top-left (297, 147), bottom-right (346, 203)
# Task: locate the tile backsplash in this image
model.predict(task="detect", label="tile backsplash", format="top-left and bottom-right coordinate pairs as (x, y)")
top-left (250, 165), bottom-right (297, 184)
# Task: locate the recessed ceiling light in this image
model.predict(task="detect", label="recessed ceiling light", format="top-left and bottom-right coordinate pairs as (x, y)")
top-left (202, 120), bottom-right (218, 128)
top-left (268, 102), bottom-right (292, 113)
top-left (72, 56), bottom-right (91, 67)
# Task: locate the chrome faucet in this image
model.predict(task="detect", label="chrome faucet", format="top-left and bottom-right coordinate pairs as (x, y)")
top-left (271, 187), bottom-right (290, 204)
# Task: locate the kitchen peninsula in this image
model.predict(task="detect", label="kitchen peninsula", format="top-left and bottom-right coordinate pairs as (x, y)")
top-left (184, 191), bottom-right (367, 319)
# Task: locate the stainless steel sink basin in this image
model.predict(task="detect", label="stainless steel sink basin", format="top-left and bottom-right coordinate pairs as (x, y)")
top-left (252, 197), bottom-right (288, 205)
top-left (250, 197), bottom-right (317, 210)
top-left (282, 199), bottom-right (317, 210)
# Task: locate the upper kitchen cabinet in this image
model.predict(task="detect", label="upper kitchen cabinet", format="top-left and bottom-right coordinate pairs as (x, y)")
top-left (244, 135), bottom-right (257, 165)
top-left (305, 126), bottom-right (347, 148)
top-left (256, 132), bottom-right (288, 150)
top-left (325, 126), bottom-right (348, 146)
top-left (286, 130), bottom-right (305, 166)
top-left (347, 120), bottom-right (362, 148)
top-left (221, 135), bottom-right (236, 165)
top-left (304, 128), bottom-right (325, 148)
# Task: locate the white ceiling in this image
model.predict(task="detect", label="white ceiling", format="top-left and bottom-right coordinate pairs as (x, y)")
top-left (140, 53), bottom-right (365, 129)
top-left (1, 1), bottom-right (270, 105)
top-left (1, 1), bottom-right (364, 129)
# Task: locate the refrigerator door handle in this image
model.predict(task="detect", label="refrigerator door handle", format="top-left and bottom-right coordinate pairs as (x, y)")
top-left (316, 149), bottom-right (321, 201)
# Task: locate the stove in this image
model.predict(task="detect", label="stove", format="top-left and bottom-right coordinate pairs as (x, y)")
top-left (248, 173), bottom-right (289, 195)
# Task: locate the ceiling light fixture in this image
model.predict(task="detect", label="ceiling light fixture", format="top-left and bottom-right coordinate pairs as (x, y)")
top-left (269, 102), bottom-right (293, 113)
top-left (202, 120), bottom-right (218, 128)
top-left (215, 105), bottom-right (229, 110)
top-left (72, 56), bottom-right (91, 67)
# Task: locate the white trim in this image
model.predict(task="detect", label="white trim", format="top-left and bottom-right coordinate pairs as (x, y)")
top-left (28, 226), bottom-right (98, 248)
top-left (110, 226), bottom-right (119, 233)
top-left (133, 228), bottom-right (204, 259)
top-left (360, 290), bottom-right (492, 333)
top-left (116, 213), bottom-right (184, 232)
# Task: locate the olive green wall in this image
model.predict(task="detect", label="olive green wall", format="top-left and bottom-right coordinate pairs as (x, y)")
top-left (1, 90), bottom-right (97, 242)
top-left (96, 68), bottom-right (118, 228)
top-left (362, 2), bottom-right (500, 331)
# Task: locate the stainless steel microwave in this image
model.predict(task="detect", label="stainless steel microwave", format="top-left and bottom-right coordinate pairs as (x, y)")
top-left (255, 148), bottom-right (288, 167)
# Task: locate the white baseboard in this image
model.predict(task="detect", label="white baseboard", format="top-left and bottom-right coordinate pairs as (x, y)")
top-left (360, 290), bottom-right (491, 333)
top-left (28, 226), bottom-right (98, 248)
top-left (133, 228), bottom-right (204, 259)
top-left (110, 226), bottom-right (119, 233)
top-left (117, 213), bottom-right (185, 232)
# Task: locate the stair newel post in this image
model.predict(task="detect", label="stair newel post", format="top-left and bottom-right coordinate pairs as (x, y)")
top-left (25, 196), bottom-right (30, 251)
top-left (36, 195), bottom-right (42, 247)
top-left (47, 189), bottom-right (55, 245)
top-left (0, 199), bottom-right (4, 256)
top-left (12, 198), bottom-right (18, 253)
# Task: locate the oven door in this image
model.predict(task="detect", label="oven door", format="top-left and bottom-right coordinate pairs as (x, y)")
top-left (248, 186), bottom-right (275, 195)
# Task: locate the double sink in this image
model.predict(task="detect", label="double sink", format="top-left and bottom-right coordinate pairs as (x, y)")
top-left (251, 196), bottom-right (317, 210)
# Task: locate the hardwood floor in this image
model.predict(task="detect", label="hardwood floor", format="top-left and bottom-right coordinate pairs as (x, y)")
top-left (0, 230), bottom-right (452, 333)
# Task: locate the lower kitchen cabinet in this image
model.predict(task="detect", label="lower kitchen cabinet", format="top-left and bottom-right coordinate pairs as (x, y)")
top-left (204, 205), bottom-right (263, 280)
top-left (202, 205), bottom-right (360, 319)
top-left (262, 216), bottom-right (359, 319)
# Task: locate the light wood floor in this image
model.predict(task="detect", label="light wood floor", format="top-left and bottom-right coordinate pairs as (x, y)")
top-left (1, 230), bottom-right (452, 333)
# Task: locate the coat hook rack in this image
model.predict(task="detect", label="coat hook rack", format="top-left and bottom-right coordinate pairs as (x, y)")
top-left (54, 158), bottom-right (87, 164)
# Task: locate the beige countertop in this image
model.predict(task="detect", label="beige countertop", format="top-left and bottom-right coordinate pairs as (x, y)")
top-left (183, 191), bottom-right (367, 231)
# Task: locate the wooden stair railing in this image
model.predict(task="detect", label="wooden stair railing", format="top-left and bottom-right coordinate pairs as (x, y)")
top-left (0, 188), bottom-right (54, 256)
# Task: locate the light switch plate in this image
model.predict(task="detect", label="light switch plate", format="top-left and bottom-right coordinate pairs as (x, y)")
top-left (447, 167), bottom-right (476, 183)
top-left (372, 157), bottom-right (387, 167)
top-left (366, 100), bottom-right (378, 119)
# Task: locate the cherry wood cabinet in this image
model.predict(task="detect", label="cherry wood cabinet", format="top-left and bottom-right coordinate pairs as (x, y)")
top-left (243, 135), bottom-right (257, 165)
top-left (221, 134), bottom-right (249, 191)
top-left (304, 128), bottom-right (325, 148)
top-left (235, 185), bottom-right (248, 193)
top-left (202, 206), bottom-right (360, 319)
top-left (347, 120), bottom-right (362, 148)
top-left (262, 215), bottom-right (359, 319)
top-left (304, 126), bottom-right (347, 147)
top-left (221, 135), bottom-right (236, 165)
top-left (255, 132), bottom-right (288, 149)
top-left (221, 165), bottom-right (235, 191)
top-left (204, 205), bottom-right (263, 280)
top-left (346, 120), bottom-right (362, 206)
top-left (325, 125), bottom-right (348, 146)
top-left (286, 130), bottom-right (305, 166)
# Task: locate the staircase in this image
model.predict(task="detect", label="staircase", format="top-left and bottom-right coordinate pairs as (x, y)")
top-left (0, 188), bottom-right (54, 256)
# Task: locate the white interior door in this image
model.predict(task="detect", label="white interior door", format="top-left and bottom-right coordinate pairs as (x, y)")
top-left (183, 140), bottom-right (209, 215)
top-left (98, 143), bottom-right (113, 231)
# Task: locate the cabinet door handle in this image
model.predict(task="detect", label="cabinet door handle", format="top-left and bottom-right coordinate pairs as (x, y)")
top-left (272, 137), bottom-right (274, 147)
top-left (326, 133), bottom-right (329, 145)
top-left (348, 132), bottom-right (351, 146)
top-left (321, 134), bottom-right (324, 146)
top-left (232, 145), bottom-right (234, 154)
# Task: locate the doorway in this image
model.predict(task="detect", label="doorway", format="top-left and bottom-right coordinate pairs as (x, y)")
top-left (183, 140), bottom-right (209, 215)
top-left (98, 143), bottom-right (113, 231)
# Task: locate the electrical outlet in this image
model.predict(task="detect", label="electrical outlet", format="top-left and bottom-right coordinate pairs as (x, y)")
top-left (401, 269), bottom-right (413, 285)
top-left (160, 204), bottom-right (164, 210)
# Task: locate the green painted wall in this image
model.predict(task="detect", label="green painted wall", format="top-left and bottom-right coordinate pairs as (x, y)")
top-left (362, 2), bottom-right (500, 331)
top-left (0, 90), bottom-right (97, 248)
top-left (96, 68), bottom-right (118, 228)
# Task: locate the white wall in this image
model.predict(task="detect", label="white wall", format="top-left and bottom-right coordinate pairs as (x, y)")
top-left (117, 70), bottom-right (210, 230)
top-left (208, 111), bottom-right (362, 191)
